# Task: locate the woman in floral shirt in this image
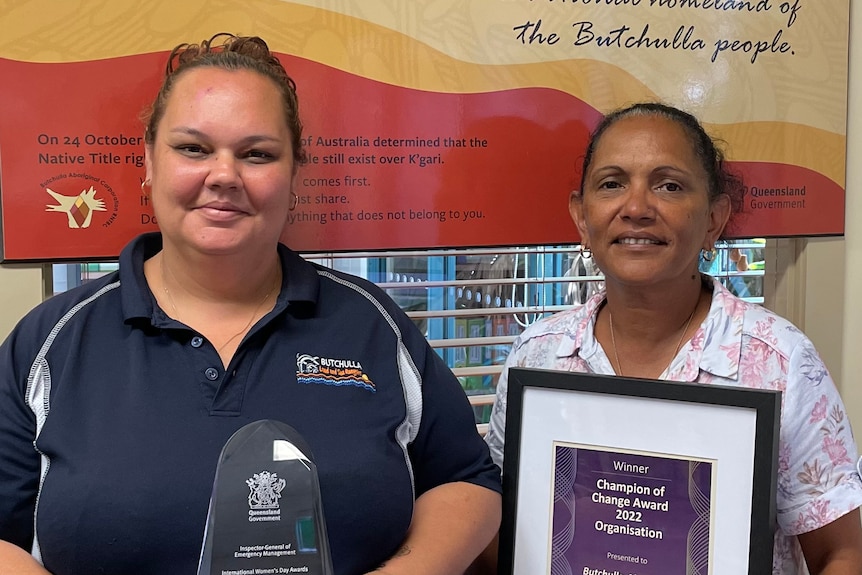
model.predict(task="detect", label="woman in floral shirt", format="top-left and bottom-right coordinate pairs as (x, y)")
top-left (485, 103), bottom-right (862, 574)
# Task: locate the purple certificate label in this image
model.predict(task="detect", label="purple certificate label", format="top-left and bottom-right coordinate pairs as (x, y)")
top-left (551, 443), bottom-right (714, 575)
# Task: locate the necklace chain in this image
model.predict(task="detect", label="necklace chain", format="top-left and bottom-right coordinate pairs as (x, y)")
top-left (608, 297), bottom-right (698, 377)
top-left (160, 256), bottom-right (278, 354)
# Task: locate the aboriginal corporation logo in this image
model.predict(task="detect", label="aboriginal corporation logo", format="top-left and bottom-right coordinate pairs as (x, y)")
top-left (41, 172), bottom-right (119, 229)
top-left (247, 471), bottom-right (285, 523)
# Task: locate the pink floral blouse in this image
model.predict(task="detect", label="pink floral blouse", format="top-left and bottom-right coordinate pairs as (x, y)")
top-left (485, 277), bottom-right (862, 574)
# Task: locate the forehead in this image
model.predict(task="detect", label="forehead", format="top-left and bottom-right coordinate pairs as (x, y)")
top-left (592, 114), bottom-right (701, 170)
top-left (162, 67), bottom-right (286, 126)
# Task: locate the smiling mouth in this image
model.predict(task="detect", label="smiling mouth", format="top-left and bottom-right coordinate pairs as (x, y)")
top-left (197, 205), bottom-right (247, 220)
top-left (616, 237), bottom-right (663, 245)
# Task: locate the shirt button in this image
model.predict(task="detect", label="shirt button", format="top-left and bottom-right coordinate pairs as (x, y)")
top-left (205, 367), bottom-right (219, 381)
top-left (191, 336), bottom-right (204, 348)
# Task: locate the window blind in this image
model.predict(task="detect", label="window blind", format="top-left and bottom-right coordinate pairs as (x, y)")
top-left (53, 241), bottom-right (765, 433)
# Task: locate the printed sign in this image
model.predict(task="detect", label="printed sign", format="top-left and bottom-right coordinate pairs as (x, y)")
top-left (0, 0), bottom-right (848, 261)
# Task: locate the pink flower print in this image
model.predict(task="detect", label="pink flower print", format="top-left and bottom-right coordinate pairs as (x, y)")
top-left (822, 436), bottom-right (851, 466)
top-left (809, 395), bottom-right (828, 423)
top-left (739, 341), bottom-right (771, 386)
top-left (792, 499), bottom-right (832, 533)
top-left (778, 442), bottom-right (791, 473)
top-left (830, 404), bottom-right (845, 426)
top-left (797, 459), bottom-right (827, 496)
top-left (777, 442), bottom-right (793, 498)
top-left (684, 354), bottom-right (698, 373)
top-left (751, 316), bottom-right (779, 346)
top-left (689, 328), bottom-right (705, 351)
top-left (720, 342), bottom-right (739, 364)
top-left (717, 288), bottom-right (745, 317)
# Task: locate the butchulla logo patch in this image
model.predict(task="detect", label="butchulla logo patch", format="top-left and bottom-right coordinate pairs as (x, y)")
top-left (296, 353), bottom-right (376, 392)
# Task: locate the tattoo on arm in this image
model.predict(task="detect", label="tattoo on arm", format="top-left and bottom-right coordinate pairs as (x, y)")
top-left (392, 545), bottom-right (411, 558)
top-left (375, 545), bottom-right (411, 571)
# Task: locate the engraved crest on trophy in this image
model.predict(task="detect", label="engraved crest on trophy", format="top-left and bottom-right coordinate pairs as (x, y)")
top-left (198, 420), bottom-right (334, 575)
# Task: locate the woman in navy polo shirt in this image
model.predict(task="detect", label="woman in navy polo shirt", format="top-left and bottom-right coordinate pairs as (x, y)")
top-left (0, 34), bottom-right (501, 575)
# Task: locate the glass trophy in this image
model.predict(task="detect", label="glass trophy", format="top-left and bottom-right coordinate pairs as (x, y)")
top-left (198, 420), bottom-right (334, 575)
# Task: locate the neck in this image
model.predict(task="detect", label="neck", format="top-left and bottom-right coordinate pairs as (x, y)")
top-left (157, 243), bottom-right (282, 305)
top-left (599, 274), bottom-right (708, 378)
top-left (603, 274), bottom-right (705, 340)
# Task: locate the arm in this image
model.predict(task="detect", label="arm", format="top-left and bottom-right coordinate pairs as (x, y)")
top-left (365, 481), bottom-right (501, 575)
top-left (0, 541), bottom-right (51, 575)
top-left (0, 333), bottom-right (41, 553)
top-left (465, 531), bottom-right (498, 575)
top-left (369, 308), bottom-right (501, 574)
top-left (778, 336), bottom-right (862, 573)
top-left (798, 509), bottom-right (862, 575)
top-left (483, 363), bottom-right (510, 470)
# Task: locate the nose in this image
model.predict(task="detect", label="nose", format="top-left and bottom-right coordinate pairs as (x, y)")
top-left (205, 152), bottom-right (241, 191)
top-left (619, 179), bottom-right (656, 222)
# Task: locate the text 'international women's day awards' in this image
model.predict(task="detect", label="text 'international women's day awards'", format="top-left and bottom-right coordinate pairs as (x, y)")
top-left (198, 420), bottom-right (334, 575)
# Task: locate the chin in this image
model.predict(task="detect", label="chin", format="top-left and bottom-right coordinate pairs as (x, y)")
top-left (184, 225), bottom-right (254, 251)
top-left (185, 235), bottom-right (250, 256)
top-left (605, 266), bottom-right (679, 287)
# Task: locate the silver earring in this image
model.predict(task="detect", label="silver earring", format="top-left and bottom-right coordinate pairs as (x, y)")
top-left (582, 245), bottom-right (592, 259)
top-left (289, 191), bottom-right (298, 211)
top-left (701, 248), bottom-right (715, 262)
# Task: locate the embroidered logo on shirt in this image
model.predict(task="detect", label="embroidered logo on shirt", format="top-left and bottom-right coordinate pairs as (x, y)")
top-left (246, 471), bottom-right (285, 523)
top-left (296, 353), bottom-right (376, 392)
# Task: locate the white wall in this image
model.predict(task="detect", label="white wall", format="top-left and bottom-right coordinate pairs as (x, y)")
top-left (0, 264), bottom-right (44, 338)
top-left (839, 1), bottom-right (862, 437)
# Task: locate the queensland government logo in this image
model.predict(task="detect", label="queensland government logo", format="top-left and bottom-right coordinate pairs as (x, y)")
top-left (42, 172), bottom-right (119, 228)
top-left (296, 353), bottom-right (376, 392)
top-left (247, 470), bottom-right (285, 523)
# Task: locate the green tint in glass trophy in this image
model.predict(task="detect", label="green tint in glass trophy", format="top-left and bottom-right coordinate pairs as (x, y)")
top-left (198, 420), bottom-right (334, 575)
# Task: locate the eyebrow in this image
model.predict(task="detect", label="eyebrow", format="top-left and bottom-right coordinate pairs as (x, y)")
top-left (591, 164), bottom-right (692, 177)
top-left (167, 127), bottom-right (283, 145)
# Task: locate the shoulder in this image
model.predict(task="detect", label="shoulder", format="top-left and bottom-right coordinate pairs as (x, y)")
top-left (519, 307), bottom-right (584, 341)
top-left (513, 296), bottom-right (596, 351)
top-left (1, 272), bottom-right (121, 378)
top-left (709, 277), bottom-right (808, 360)
top-left (306, 263), bottom-right (427, 347)
top-left (739, 298), bottom-right (809, 358)
top-left (708, 282), bottom-right (833, 408)
top-left (10, 272), bottom-right (121, 339)
top-left (311, 264), bottom-right (408, 319)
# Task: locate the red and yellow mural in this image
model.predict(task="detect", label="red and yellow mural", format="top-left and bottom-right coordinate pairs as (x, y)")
top-left (0, 0), bottom-right (848, 261)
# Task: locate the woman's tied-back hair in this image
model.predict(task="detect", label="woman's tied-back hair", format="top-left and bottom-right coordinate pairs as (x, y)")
top-left (577, 102), bottom-right (745, 236)
top-left (142, 33), bottom-right (307, 165)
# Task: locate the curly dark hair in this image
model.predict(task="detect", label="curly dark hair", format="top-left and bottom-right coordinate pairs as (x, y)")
top-left (577, 102), bottom-right (744, 237)
top-left (142, 33), bottom-right (306, 165)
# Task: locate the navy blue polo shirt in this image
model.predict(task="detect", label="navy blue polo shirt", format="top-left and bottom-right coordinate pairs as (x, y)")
top-left (0, 233), bottom-right (501, 575)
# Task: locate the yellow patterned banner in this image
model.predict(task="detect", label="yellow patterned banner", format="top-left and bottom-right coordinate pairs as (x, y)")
top-left (0, 0), bottom-right (848, 260)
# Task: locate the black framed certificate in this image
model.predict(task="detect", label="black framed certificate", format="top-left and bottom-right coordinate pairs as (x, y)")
top-left (498, 369), bottom-right (780, 575)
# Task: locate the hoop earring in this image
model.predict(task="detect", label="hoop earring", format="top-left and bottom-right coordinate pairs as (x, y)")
top-left (581, 245), bottom-right (592, 259)
top-left (701, 248), bottom-right (715, 262)
top-left (140, 179), bottom-right (151, 196)
top-left (289, 191), bottom-right (298, 211)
